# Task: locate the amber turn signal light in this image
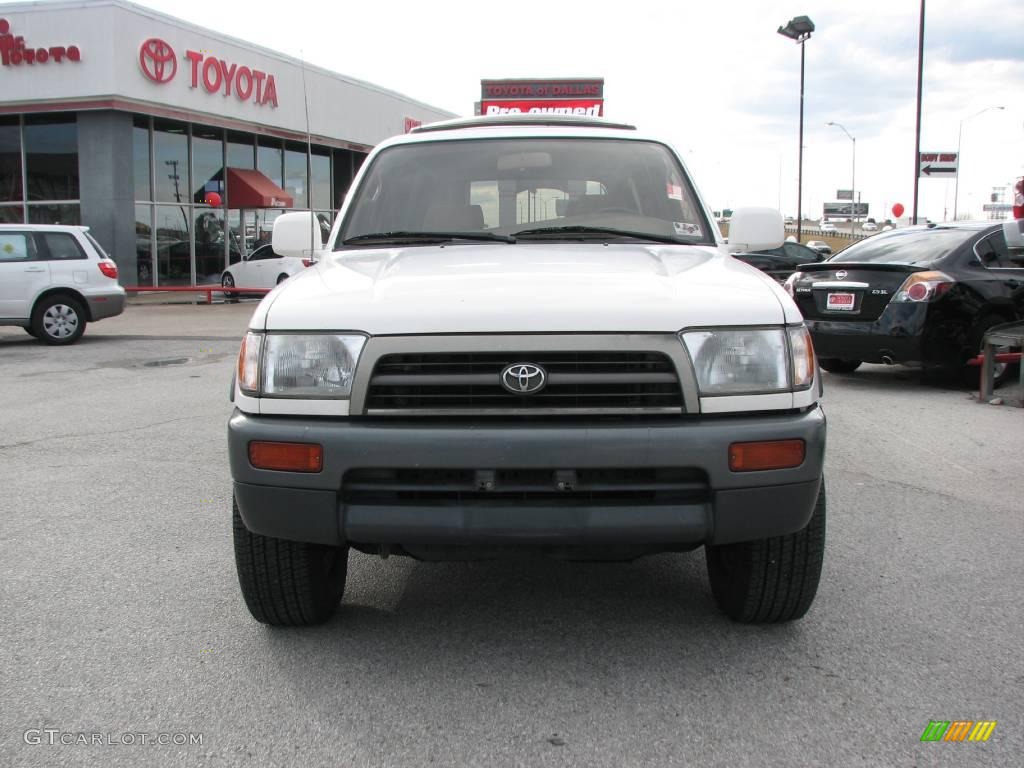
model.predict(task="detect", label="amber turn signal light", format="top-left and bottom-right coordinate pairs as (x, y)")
top-left (248, 441), bottom-right (323, 472)
top-left (729, 439), bottom-right (805, 472)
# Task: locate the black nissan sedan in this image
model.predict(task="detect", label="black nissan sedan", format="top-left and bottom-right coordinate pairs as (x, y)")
top-left (785, 222), bottom-right (1023, 382)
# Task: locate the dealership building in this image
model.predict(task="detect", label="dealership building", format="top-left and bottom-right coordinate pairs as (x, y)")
top-left (0, 0), bottom-right (454, 285)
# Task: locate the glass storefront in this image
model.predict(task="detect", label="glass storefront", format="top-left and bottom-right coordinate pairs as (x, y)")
top-left (3, 110), bottom-right (366, 286)
top-left (0, 116), bottom-right (23, 202)
top-left (24, 114), bottom-right (79, 202)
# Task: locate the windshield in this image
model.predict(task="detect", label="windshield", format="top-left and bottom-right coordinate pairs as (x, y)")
top-left (336, 138), bottom-right (712, 247)
top-left (830, 227), bottom-right (975, 265)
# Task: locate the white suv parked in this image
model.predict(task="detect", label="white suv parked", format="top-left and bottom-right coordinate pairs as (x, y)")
top-left (229, 115), bottom-right (827, 626)
top-left (0, 225), bottom-right (125, 344)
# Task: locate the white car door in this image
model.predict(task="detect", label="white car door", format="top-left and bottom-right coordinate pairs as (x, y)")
top-left (0, 231), bottom-right (49, 320)
top-left (246, 245), bottom-right (274, 288)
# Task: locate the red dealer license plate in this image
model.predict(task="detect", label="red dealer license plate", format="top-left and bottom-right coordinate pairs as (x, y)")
top-left (826, 292), bottom-right (856, 311)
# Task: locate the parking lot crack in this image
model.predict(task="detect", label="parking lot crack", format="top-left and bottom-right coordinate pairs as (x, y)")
top-left (0, 413), bottom-right (223, 451)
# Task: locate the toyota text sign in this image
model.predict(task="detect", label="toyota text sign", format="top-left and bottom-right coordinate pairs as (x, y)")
top-left (480, 78), bottom-right (604, 117)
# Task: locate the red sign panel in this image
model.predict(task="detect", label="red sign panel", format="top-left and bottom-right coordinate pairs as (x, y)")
top-left (481, 100), bottom-right (603, 117)
top-left (404, 117), bottom-right (423, 133)
top-left (0, 17), bottom-right (81, 66)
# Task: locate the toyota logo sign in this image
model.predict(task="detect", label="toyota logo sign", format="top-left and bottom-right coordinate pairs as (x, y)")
top-left (500, 363), bottom-right (547, 394)
top-left (139, 38), bottom-right (176, 84)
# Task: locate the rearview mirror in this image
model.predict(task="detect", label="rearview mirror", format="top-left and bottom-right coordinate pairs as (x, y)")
top-left (272, 212), bottom-right (326, 259)
top-left (725, 207), bottom-right (785, 253)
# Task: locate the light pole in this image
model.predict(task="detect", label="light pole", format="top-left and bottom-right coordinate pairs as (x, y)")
top-left (826, 121), bottom-right (856, 234)
top-left (778, 15), bottom-right (815, 243)
top-left (953, 105), bottom-right (1004, 221)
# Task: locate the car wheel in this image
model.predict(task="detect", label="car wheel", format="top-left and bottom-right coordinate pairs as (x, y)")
top-left (222, 272), bottom-right (238, 303)
top-left (818, 358), bottom-right (861, 374)
top-left (31, 294), bottom-right (87, 345)
top-left (276, 273), bottom-right (289, 285)
top-left (963, 314), bottom-right (1019, 389)
top-left (705, 481), bottom-right (825, 623)
top-left (232, 497), bottom-right (348, 626)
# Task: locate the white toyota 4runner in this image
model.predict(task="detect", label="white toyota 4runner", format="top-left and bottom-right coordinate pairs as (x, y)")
top-left (229, 115), bottom-right (826, 626)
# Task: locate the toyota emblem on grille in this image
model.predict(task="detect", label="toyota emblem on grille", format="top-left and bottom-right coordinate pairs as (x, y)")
top-left (835, 270), bottom-right (848, 280)
top-left (501, 363), bottom-right (547, 394)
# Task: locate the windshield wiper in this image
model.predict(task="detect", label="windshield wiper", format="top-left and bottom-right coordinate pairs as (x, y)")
top-left (513, 225), bottom-right (688, 245)
top-left (342, 230), bottom-right (516, 245)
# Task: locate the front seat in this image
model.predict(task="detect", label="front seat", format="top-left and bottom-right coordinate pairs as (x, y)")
top-left (423, 203), bottom-right (485, 231)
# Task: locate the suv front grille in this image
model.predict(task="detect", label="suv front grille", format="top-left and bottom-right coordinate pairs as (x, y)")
top-left (363, 351), bottom-right (684, 415)
top-left (343, 468), bottom-right (710, 506)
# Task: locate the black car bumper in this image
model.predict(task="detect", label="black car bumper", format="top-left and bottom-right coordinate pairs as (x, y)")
top-left (806, 302), bottom-right (929, 364)
top-left (228, 407), bottom-right (827, 551)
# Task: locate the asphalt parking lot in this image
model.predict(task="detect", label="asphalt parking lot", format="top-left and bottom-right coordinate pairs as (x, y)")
top-left (1, 304), bottom-right (1021, 768)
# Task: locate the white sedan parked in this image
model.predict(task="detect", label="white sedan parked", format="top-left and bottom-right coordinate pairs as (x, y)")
top-left (221, 245), bottom-right (313, 297)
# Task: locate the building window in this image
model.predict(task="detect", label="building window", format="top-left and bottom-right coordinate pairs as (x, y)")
top-left (257, 138), bottom-right (283, 188)
top-left (0, 205), bottom-right (22, 223)
top-left (133, 116), bottom-right (152, 202)
top-left (28, 203), bottom-right (80, 225)
top-left (284, 142), bottom-right (308, 209)
top-left (24, 114), bottom-right (78, 201)
top-left (192, 124), bottom-right (224, 204)
top-left (0, 116), bottom-right (22, 203)
top-left (154, 203), bottom-right (191, 285)
top-left (311, 147), bottom-right (331, 210)
top-left (227, 131), bottom-right (255, 170)
top-left (136, 203), bottom-right (154, 286)
top-left (153, 119), bottom-right (189, 205)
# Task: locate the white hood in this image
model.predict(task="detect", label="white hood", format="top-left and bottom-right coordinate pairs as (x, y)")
top-left (255, 243), bottom-right (797, 334)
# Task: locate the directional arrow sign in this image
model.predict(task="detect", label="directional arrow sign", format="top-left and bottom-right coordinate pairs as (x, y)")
top-left (919, 151), bottom-right (958, 179)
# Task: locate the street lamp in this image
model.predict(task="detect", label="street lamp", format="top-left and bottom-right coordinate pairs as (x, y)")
top-left (778, 15), bottom-right (815, 242)
top-left (953, 105), bottom-right (1004, 221)
top-left (826, 121), bottom-right (856, 233)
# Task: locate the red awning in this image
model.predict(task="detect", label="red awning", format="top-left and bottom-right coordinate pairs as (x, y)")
top-left (226, 167), bottom-right (294, 208)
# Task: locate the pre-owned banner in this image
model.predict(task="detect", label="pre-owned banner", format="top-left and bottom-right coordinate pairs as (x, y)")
top-left (480, 100), bottom-right (603, 117)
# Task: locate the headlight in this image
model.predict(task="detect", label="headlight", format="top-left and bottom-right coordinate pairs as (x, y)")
top-left (681, 325), bottom-right (815, 396)
top-left (261, 334), bottom-right (366, 398)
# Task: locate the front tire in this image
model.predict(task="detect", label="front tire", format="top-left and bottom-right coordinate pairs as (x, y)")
top-left (232, 497), bottom-right (348, 626)
top-left (819, 358), bottom-right (861, 374)
top-left (221, 272), bottom-right (238, 303)
top-left (31, 294), bottom-right (86, 345)
top-left (706, 482), bottom-right (826, 623)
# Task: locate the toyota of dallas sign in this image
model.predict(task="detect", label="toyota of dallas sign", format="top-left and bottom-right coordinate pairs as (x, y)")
top-left (139, 38), bottom-right (278, 108)
top-left (480, 78), bottom-right (604, 117)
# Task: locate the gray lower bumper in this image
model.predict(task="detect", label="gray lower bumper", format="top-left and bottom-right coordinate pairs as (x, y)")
top-left (86, 290), bottom-right (126, 321)
top-left (229, 406), bottom-right (826, 548)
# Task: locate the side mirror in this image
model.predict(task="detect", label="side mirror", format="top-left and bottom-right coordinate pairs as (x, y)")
top-left (725, 207), bottom-right (785, 253)
top-left (1003, 219), bottom-right (1024, 251)
top-left (272, 212), bottom-right (327, 259)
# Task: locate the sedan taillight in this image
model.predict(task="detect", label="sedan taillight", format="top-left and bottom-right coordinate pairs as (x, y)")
top-left (97, 260), bottom-right (118, 279)
top-left (892, 270), bottom-right (954, 303)
top-left (301, 259), bottom-right (314, 268)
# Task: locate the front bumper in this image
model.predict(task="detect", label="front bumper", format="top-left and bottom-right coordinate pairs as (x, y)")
top-left (85, 289), bottom-right (126, 321)
top-left (228, 406), bottom-right (826, 549)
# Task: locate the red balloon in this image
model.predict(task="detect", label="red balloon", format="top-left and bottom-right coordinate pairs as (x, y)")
top-left (891, 203), bottom-right (905, 218)
top-left (206, 191), bottom-right (222, 207)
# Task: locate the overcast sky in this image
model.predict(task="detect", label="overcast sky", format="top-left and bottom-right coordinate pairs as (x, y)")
top-left (131, 0), bottom-right (1023, 222)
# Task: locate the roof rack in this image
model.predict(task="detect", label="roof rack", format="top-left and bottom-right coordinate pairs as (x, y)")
top-left (410, 114), bottom-right (637, 134)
